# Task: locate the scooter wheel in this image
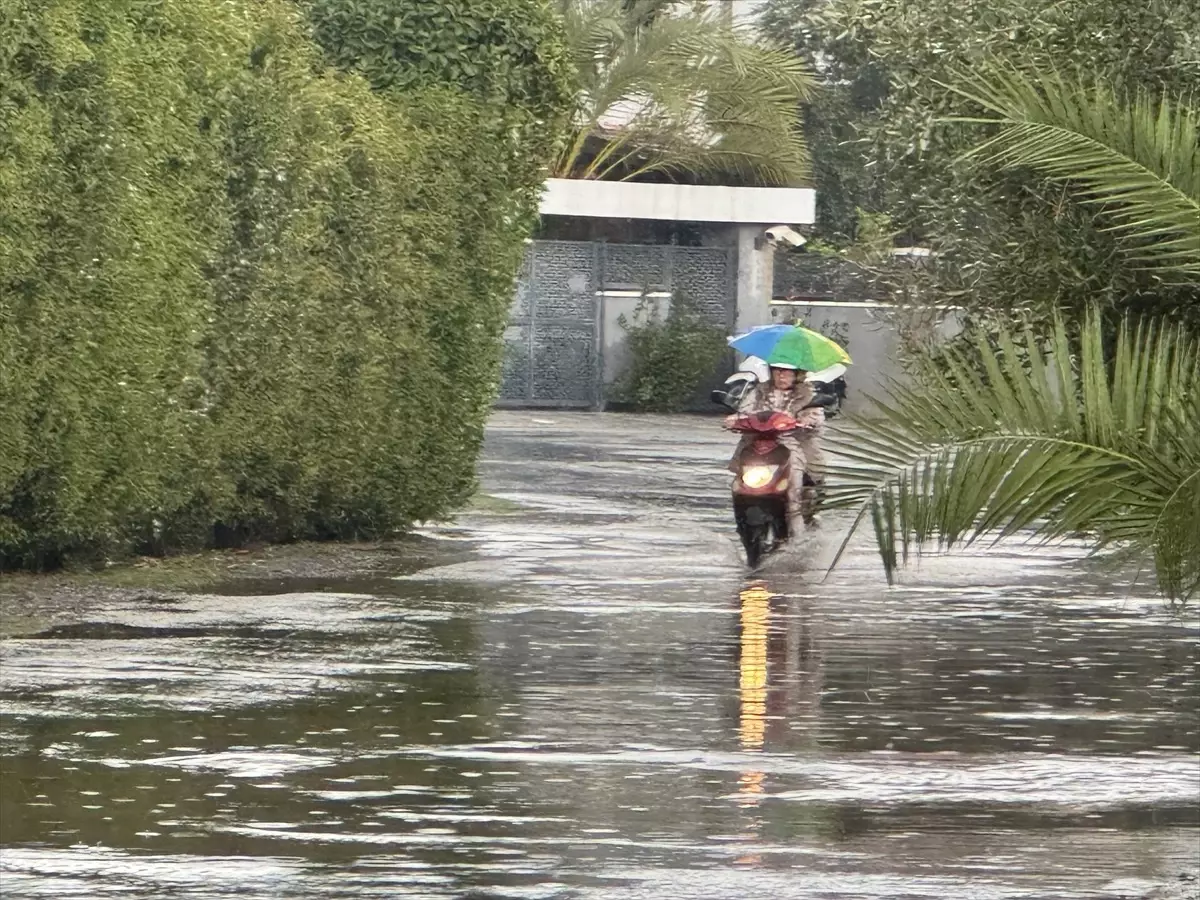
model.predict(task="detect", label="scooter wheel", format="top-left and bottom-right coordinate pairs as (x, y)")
top-left (743, 525), bottom-right (768, 568)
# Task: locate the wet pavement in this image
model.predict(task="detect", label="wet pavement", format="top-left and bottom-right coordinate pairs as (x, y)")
top-left (1, 411), bottom-right (1197, 899)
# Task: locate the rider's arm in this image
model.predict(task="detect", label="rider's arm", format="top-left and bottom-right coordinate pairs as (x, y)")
top-left (789, 384), bottom-right (824, 431)
top-left (796, 406), bottom-right (825, 431)
top-left (736, 387), bottom-right (760, 414)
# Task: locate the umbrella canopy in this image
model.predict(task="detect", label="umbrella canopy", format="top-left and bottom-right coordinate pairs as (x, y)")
top-left (729, 324), bottom-right (851, 373)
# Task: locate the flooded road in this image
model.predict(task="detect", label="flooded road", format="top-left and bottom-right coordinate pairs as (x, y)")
top-left (2, 412), bottom-right (1197, 898)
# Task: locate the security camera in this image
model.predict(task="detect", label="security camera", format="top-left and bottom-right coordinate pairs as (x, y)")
top-left (763, 225), bottom-right (807, 248)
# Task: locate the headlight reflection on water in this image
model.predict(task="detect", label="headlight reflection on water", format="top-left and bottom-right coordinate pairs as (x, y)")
top-left (738, 585), bottom-right (771, 753)
top-left (735, 585), bottom-right (773, 864)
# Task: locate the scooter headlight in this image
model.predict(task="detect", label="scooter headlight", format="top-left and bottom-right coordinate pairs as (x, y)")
top-left (740, 464), bottom-right (777, 489)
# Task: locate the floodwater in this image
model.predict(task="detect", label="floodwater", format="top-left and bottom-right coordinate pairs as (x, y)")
top-left (1, 412), bottom-right (1197, 899)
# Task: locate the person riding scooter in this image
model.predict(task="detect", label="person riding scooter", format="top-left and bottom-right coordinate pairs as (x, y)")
top-left (726, 363), bottom-right (826, 527)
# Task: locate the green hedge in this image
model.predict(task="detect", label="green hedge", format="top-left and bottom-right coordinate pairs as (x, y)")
top-left (0, 0), bottom-right (571, 568)
top-left (613, 295), bottom-right (730, 413)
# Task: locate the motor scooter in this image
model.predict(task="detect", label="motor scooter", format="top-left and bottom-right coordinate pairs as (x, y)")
top-left (713, 368), bottom-right (838, 568)
top-left (726, 411), bottom-right (805, 567)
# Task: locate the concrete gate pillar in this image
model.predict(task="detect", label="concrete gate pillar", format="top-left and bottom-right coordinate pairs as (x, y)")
top-left (735, 224), bottom-right (776, 333)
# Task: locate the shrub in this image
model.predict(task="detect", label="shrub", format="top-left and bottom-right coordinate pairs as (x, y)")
top-left (0, 0), bottom-right (571, 569)
top-left (613, 295), bottom-right (730, 413)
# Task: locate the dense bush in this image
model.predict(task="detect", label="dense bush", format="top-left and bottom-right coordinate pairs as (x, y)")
top-left (304, 0), bottom-right (569, 112)
top-left (613, 295), bottom-right (730, 413)
top-left (0, 0), bottom-right (571, 569)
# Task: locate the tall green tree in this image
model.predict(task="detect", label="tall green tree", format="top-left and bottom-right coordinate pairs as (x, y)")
top-left (555, 0), bottom-right (815, 186)
top-left (762, 0), bottom-right (1200, 240)
top-left (760, 0), bottom-right (1200, 327)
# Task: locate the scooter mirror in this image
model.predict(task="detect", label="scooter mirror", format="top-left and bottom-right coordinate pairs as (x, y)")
top-left (710, 389), bottom-right (734, 409)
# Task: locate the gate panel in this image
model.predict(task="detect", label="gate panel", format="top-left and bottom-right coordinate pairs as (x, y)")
top-left (499, 240), bottom-right (735, 409)
top-left (672, 246), bottom-right (736, 327)
top-left (531, 322), bottom-right (598, 404)
top-left (498, 241), bottom-right (600, 408)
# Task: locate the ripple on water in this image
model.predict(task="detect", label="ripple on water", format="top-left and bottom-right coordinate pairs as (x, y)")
top-left (1, 414), bottom-right (1197, 899)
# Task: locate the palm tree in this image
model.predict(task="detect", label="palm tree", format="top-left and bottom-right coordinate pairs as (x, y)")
top-left (828, 68), bottom-right (1200, 602)
top-left (948, 66), bottom-right (1200, 281)
top-left (554, 0), bottom-right (815, 186)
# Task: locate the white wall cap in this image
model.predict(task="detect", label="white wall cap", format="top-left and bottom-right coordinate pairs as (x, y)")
top-left (540, 178), bottom-right (815, 226)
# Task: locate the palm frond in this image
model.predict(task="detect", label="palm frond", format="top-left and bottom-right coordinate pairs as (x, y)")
top-left (944, 67), bottom-right (1200, 279)
top-left (827, 307), bottom-right (1200, 603)
top-left (1149, 388), bottom-right (1200, 600)
top-left (554, 0), bottom-right (813, 185)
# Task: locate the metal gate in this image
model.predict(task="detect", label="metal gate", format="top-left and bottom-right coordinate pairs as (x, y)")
top-left (497, 241), bottom-right (735, 409)
top-left (498, 241), bottom-right (602, 408)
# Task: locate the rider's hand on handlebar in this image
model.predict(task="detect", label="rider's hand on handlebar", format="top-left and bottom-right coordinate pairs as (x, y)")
top-left (723, 414), bottom-right (738, 429)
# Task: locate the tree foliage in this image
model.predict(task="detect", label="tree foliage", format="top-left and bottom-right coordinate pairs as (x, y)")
top-left (303, 0), bottom-right (572, 179)
top-left (949, 68), bottom-right (1200, 280)
top-left (0, 0), bottom-right (572, 569)
top-left (305, 0), bottom-right (570, 105)
top-left (762, 0), bottom-right (1200, 231)
top-left (555, 0), bottom-right (815, 186)
top-left (759, 0), bottom-right (1200, 323)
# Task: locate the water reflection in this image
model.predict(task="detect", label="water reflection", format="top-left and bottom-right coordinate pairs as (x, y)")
top-left (734, 582), bottom-right (770, 867)
top-left (737, 583), bottom-right (771, 755)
